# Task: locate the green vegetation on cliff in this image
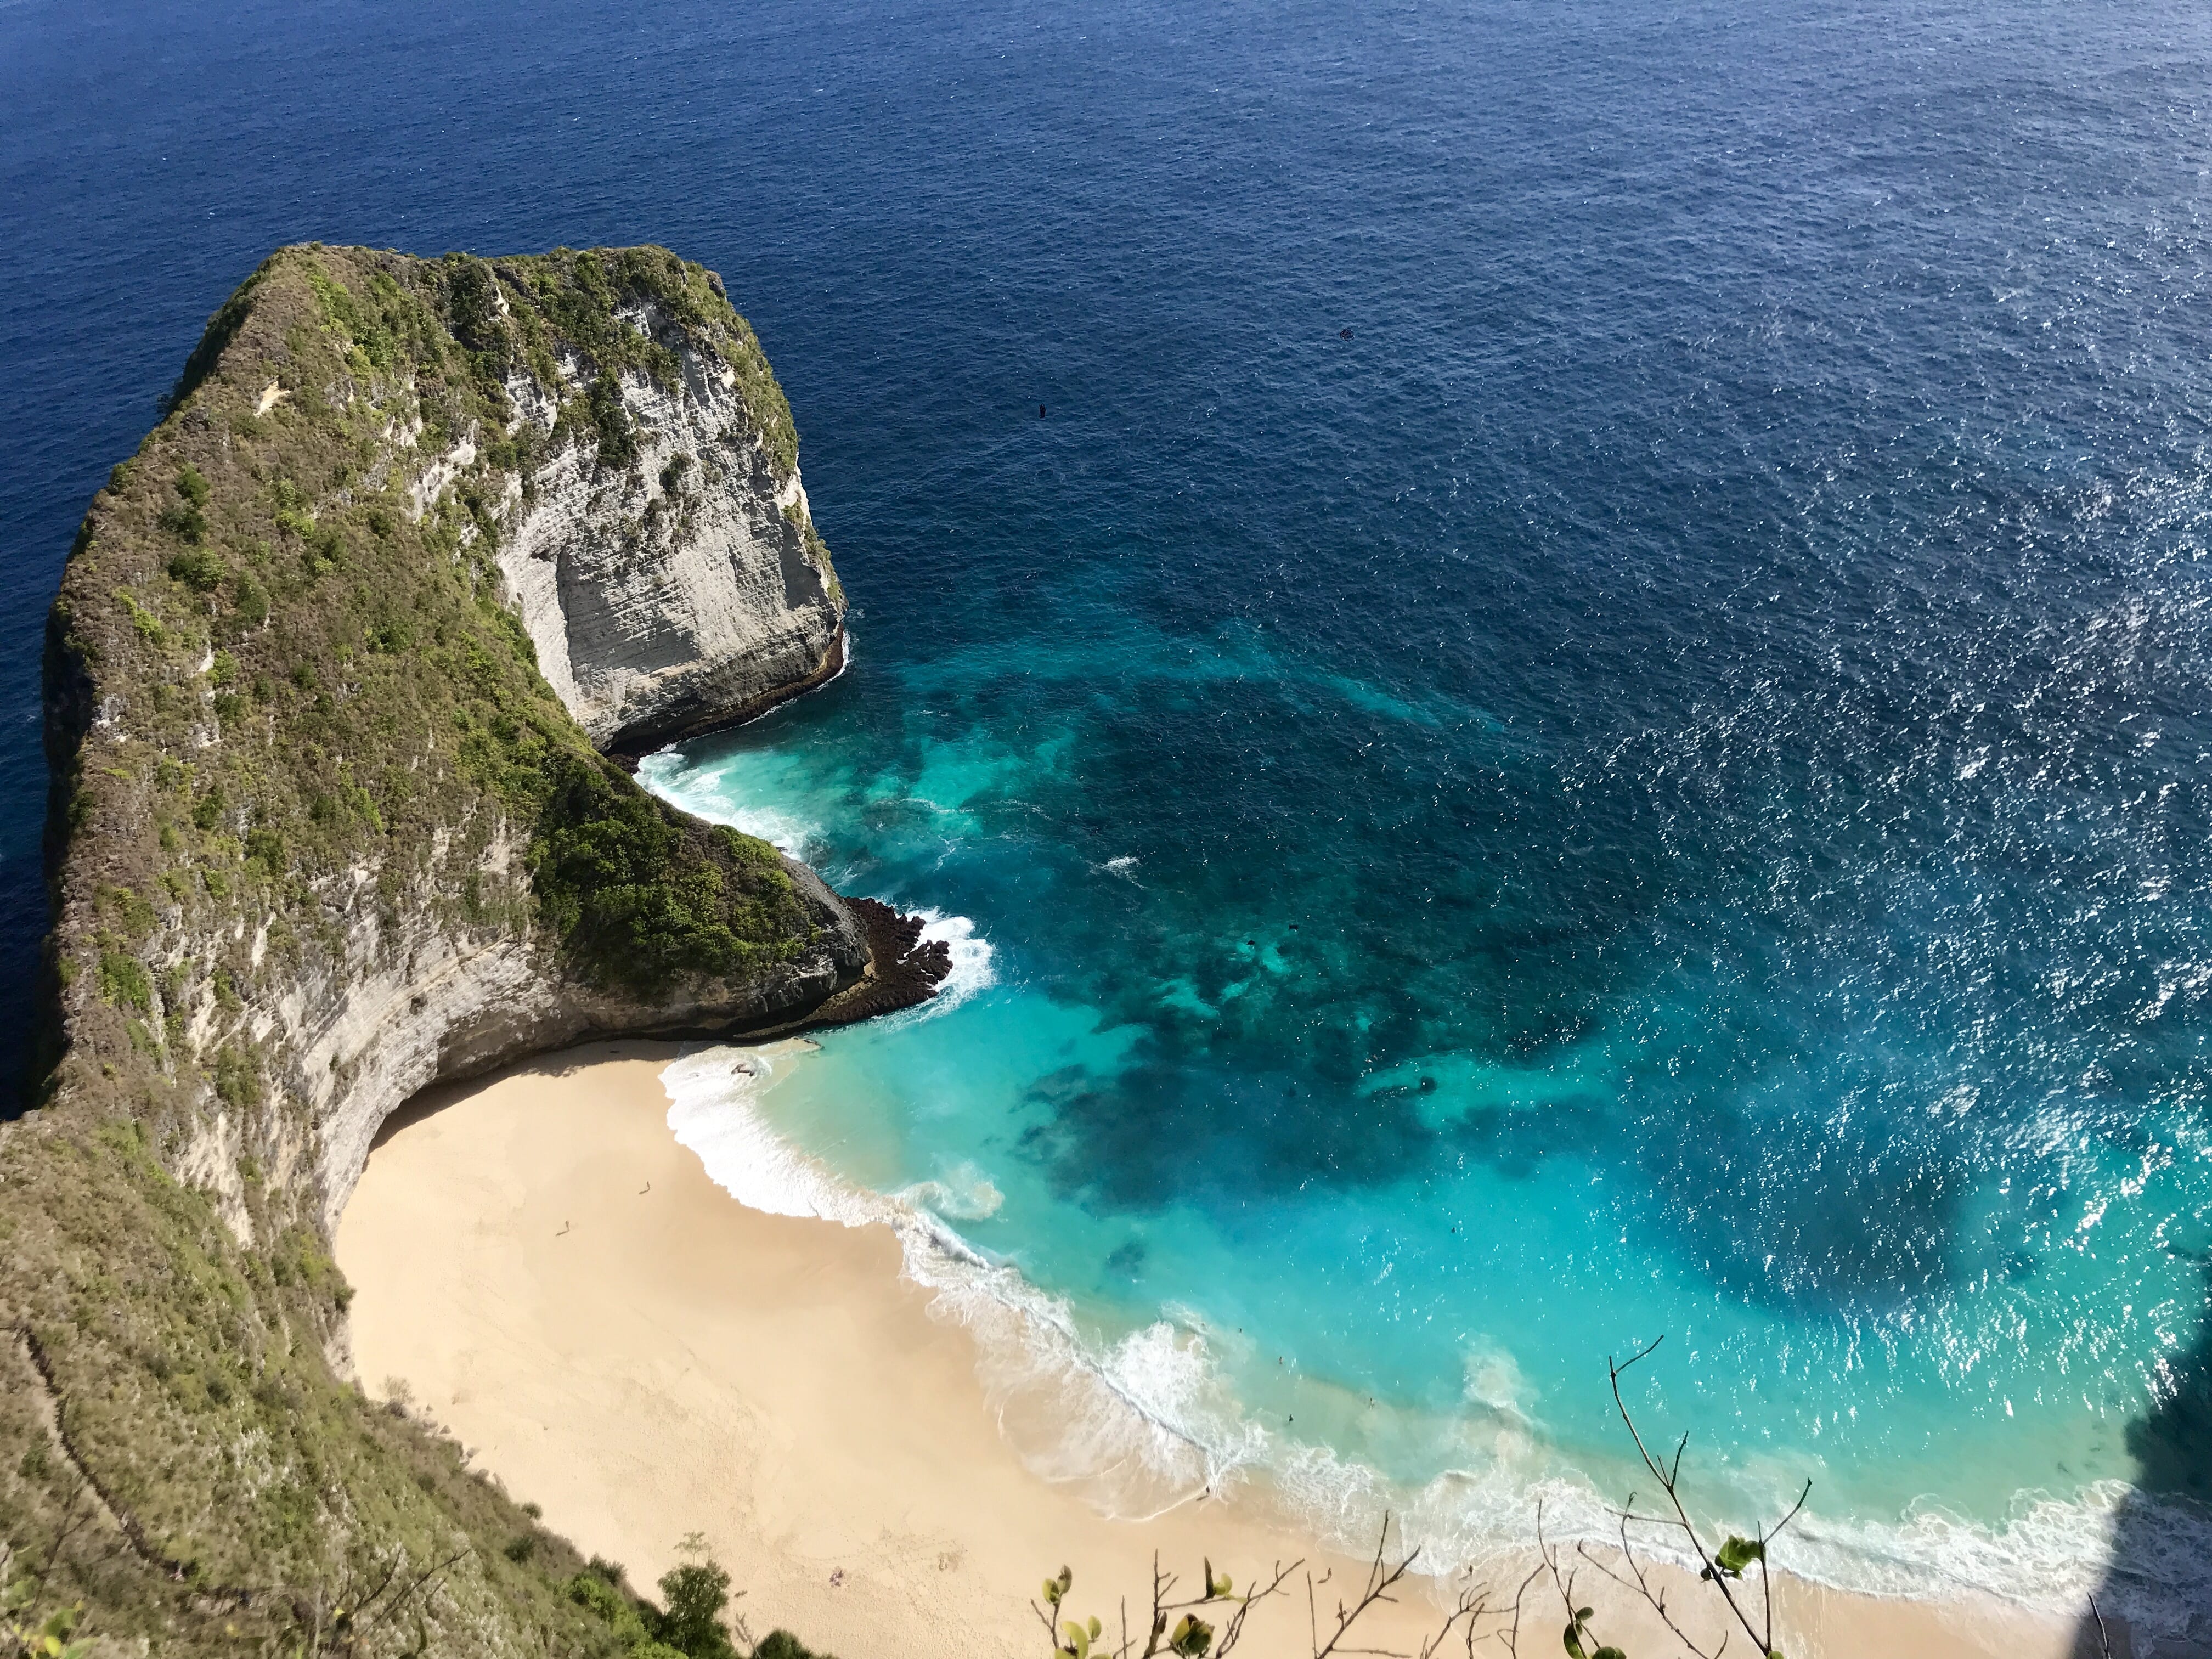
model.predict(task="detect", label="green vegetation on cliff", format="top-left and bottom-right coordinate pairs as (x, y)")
top-left (2, 244), bottom-right (851, 1657)
top-left (43, 242), bottom-right (826, 1108)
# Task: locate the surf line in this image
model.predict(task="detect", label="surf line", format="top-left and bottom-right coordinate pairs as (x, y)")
top-left (913, 1200), bottom-right (1252, 1516)
top-left (667, 1048), bottom-right (1243, 1518)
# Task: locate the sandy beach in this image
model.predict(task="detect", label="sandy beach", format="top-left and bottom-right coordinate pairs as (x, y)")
top-left (336, 1044), bottom-right (2096, 1659)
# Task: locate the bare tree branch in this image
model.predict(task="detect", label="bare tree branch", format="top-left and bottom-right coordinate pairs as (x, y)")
top-left (1606, 1338), bottom-right (1808, 1659)
top-left (1310, 1516), bottom-right (1421, 1659)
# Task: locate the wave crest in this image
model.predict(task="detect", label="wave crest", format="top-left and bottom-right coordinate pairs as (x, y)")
top-left (656, 1048), bottom-right (2212, 1630)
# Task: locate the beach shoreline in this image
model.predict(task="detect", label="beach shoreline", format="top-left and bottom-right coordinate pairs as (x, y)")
top-left (335, 1044), bottom-right (2095, 1659)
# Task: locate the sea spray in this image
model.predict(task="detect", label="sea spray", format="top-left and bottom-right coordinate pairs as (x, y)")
top-left (637, 750), bottom-right (827, 861)
top-left (882, 911), bottom-right (996, 1025)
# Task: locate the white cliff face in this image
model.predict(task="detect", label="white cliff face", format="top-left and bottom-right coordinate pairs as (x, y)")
top-left (35, 260), bottom-right (868, 1251)
top-left (127, 809), bottom-right (866, 1248)
top-left (496, 311), bottom-right (845, 752)
top-left (290, 847), bottom-right (864, 1234)
top-left (236, 316), bottom-right (862, 1228)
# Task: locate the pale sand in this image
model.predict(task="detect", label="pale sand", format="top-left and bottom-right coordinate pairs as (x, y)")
top-left (336, 1044), bottom-right (2095, 1659)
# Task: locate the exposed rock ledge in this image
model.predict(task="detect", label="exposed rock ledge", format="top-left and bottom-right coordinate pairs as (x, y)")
top-left (492, 293), bottom-right (847, 753)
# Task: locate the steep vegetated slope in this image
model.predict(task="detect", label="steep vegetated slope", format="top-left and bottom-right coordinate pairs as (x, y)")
top-left (0, 244), bottom-right (907, 1656)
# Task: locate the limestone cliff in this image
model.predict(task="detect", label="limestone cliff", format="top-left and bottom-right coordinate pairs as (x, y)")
top-left (32, 242), bottom-right (882, 1228)
top-left (0, 244), bottom-right (924, 1657)
top-left (490, 290), bottom-right (846, 753)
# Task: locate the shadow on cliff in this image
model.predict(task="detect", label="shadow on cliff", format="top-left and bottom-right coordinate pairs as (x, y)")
top-left (2072, 1253), bottom-right (2212, 1658)
top-left (366, 1037), bottom-right (696, 1156)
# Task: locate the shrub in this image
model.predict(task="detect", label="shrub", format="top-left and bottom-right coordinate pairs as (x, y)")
top-left (653, 1560), bottom-right (736, 1659)
top-left (98, 950), bottom-right (153, 1014)
top-left (211, 1046), bottom-right (259, 1110)
top-left (160, 466), bottom-right (212, 543)
top-left (568, 1570), bottom-right (652, 1649)
top-left (244, 826), bottom-right (285, 872)
top-left (232, 568), bottom-right (269, 626)
top-left (528, 756), bottom-right (805, 992)
top-left (168, 545), bottom-right (225, 591)
top-left (587, 373), bottom-right (638, 471)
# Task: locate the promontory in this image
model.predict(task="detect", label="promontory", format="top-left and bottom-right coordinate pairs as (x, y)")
top-left (1, 244), bottom-right (938, 1656)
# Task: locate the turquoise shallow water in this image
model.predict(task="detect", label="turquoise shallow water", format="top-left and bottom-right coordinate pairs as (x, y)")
top-left (640, 587), bottom-right (2212, 1611)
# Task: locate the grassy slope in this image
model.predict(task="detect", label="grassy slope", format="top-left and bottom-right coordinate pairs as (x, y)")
top-left (1, 246), bottom-right (843, 1656)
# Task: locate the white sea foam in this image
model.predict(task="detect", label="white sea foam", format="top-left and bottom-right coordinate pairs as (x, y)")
top-left (1461, 1340), bottom-right (1537, 1425)
top-left (886, 909), bottom-right (996, 1023)
top-left (662, 1043), bottom-right (1246, 1520)
top-left (727, 802), bottom-right (825, 859)
top-left (634, 753), bottom-right (825, 859)
top-left (656, 1047), bottom-right (2212, 1633)
top-left (898, 1160), bottom-right (1005, 1222)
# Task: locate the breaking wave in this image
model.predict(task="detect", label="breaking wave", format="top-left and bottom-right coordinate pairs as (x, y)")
top-left (655, 1048), bottom-right (2210, 1631)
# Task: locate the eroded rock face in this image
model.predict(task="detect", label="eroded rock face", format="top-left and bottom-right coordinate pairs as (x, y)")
top-left (33, 244), bottom-right (867, 1239)
top-left (3, 243), bottom-right (895, 1656)
top-left (272, 848), bottom-right (869, 1238)
top-left (497, 312), bottom-right (846, 752)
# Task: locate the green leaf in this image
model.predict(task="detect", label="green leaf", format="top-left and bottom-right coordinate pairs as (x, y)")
top-left (1576, 1607), bottom-right (1594, 1622)
top-left (1563, 1622), bottom-right (1589, 1659)
top-left (1714, 1536), bottom-right (1765, 1577)
top-left (1593, 1648), bottom-right (1628, 1659)
top-left (1168, 1613), bottom-right (1215, 1657)
top-left (1044, 1579), bottom-right (1063, 1605)
top-left (1088, 1616), bottom-right (1102, 1641)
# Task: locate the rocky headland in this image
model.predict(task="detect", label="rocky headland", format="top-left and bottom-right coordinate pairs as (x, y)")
top-left (0, 244), bottom-right (940, 1656)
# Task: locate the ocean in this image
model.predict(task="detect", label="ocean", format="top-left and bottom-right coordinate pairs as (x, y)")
top-left (7, 0), bottom-right (2211, 1624)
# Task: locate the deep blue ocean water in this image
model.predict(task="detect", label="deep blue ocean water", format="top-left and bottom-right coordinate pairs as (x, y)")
top-left (9, 0), bottom-right (2212, 1620)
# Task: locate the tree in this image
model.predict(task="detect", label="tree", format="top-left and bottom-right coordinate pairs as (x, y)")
top-left (654, 1534), bottom-right (742, 1659)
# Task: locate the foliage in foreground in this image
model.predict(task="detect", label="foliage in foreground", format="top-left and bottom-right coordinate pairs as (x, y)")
top-left (564, 1542), bottom-right (831, 1659)
top-left (1033, 1342), bottom-right (1825, 1659)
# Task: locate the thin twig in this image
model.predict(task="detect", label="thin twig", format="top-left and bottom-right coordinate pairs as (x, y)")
top-left (1607, 1340), bottom-right (1763, 1655)
top-left (354, 1545), bottom-right (471, 1638)
top-left (1311, 1517), bottom-right (1421, 1659)
top-left (1578, 1502), bottom-right (1714, 1659)
top-left (1214, 1559), bottom-right (1300, 1659)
